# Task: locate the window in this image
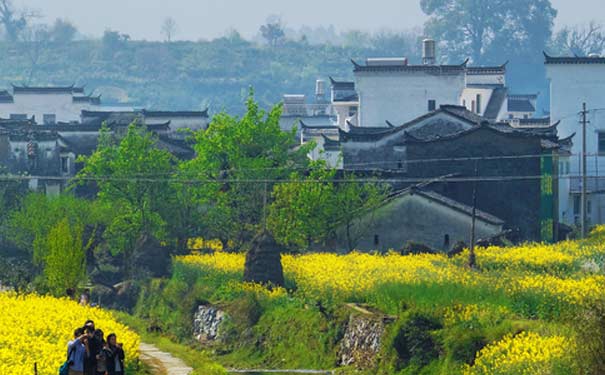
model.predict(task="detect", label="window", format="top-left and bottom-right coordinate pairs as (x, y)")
top-left (374, 235), bottom-right (380, 246)
top-left (574, 196), bottom-right (581, 215)
top-left (523, 114), bottom-right (529, 119)
top-left (598, 132), bottom-right (605, 154)
top-left (428, 99), bottom-right (436, 112)
top-left (397, 161), bottom-right (403, 169)
top-left (476, 94), bottom-right (482, 114)
top-left (348, 106), bottom-right (358, 117)
top-left (9, 114), bottom-right (27, 120)
top-left (43, 114), bottom-right (56, 125)
top-left (509, 114), bottom-right (514, 119)
top-left (471, 101), bottom-right (476, 113)
top-left (61, 157), bottom-right (69, 174)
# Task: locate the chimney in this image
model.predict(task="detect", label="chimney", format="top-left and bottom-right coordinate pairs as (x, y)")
top-left (422, 39), bottom-right (436, 65)
top-left (315, 79), bottom-right (326, 103)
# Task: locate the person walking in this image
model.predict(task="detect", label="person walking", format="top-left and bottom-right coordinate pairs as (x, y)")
top-left (106, 333), bottom-right (125, 375)
top-left (67, 327), bottom-right (90, 375)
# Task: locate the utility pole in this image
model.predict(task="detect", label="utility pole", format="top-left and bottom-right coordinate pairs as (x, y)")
top-left (581, 103), bottom-right (588, 238)
top-left (469, 160), bottom-right (478, 269)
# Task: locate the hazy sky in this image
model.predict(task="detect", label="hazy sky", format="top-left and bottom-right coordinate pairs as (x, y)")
top-left (15, 0), bottom-right (605, 41)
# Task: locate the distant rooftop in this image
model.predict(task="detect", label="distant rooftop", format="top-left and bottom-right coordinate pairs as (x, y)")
top-left (11, 84), bottom-right (85, 94)
top-left (544, 52), bottom-right (605, 65)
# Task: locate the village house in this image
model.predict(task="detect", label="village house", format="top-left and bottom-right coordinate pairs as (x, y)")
top-left (0, 85), bottom-right (107, 124)
top-left (335, 105), bottom-right (565, 242)
top-left (545, 52), bottom-right (605, 227)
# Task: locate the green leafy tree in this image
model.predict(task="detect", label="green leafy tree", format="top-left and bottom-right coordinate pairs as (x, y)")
top-left (5, 193), bottom-right (96, 266)
top-left (183, 91), bottom-right (311, 248)
top-left (335, 174), bottom-right (390, 252)
top-left (43, 218), bottom-right (86, 295)
top-left (76, 123), bottom-right (174, 273)
top-left (269, 166), bottom-right (390, 252)
top-left (421, 0), bottom-right (557, 64)
top-left (268, 163), bottom-right (336, 249)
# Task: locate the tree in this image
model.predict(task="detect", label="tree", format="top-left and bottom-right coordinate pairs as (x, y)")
top-left (333, 174), bottom-right (389, 252)
top-left (49, 18), bottom-right (77, 44)
top-left (551, 21), bottom-right (605, 56)
top-left (268, 167), bottom-right (390, 252)
top-left (161, 17), bottom-right (177, 42)
top-left (20, 23), bottom-right (50, 83)
top-left (43, 218), bottom-right (86, 295)
top-left (420, 0), bottom-right (557, 64)
top-left (76, 124), bottom-right (174, 274)
top-left (0, 0), bottom-right (38, 42)
top-left (182, 90), bottom-right (311, 248)
top-left (268, 163), bottom-right (337, 249)
top-left (260, 17), bottom-right (285, 47)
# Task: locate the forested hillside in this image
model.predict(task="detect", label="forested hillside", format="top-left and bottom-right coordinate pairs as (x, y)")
top-left (0, 34), bottom-right (423, 114)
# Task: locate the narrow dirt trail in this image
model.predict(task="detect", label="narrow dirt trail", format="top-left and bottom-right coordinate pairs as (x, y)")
top-left (139, 342), bottom-right (193, 375)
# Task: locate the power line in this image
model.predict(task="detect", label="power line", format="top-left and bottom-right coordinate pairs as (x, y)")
top-left (0, 173), bottom-right (593, 184)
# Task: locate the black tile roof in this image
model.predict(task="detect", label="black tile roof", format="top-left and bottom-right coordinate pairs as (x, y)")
top-left (142, 109), bottom-right (209, 118)
top-left (0, 90), bottom-right (14, 103)
top-left (329, 77), bottom-right (355, 90)
top-left (466, 63), bottom-right (507, 75)
top-left (333, 93), bottom-right (359, 102)
top-left (73, 95), bottom-right (101, 105)
top-left (544, 51), bottom-right (605, 64)
top-left (12, 84), bottom-right (85, 94)
top-left (483, 87), bottom-right (508, 120)
top-left (352, 58), bottom-right (469, 74)
top-left (508, 98), bottom-right (536, 113)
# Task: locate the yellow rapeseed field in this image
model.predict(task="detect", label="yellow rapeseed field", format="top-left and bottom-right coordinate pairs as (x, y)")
top-left (0, 293), bottom-right (139, 375)
top-left (464, 332), bottom-right (576, 375)
top-left (176, 227), bottom-right (605, 373)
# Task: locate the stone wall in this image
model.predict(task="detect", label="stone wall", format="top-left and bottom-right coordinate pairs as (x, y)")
top-left (193, 304), bottom-right (225, 343)
top-left (339, 305), bottom-right (395, 369)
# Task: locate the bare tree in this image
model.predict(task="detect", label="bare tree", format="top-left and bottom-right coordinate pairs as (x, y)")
top-left (0, 0), bottom-right (39, 42)
top-left (260, 17), bottom-right (285, 47)
top-left (553, 21), bottom-right (605, 56)
top-left (161, 17), bottom-right (177, 42)
top-left (21, 24), bottom-right (49, 83)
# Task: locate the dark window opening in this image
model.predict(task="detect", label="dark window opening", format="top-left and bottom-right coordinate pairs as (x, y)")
top-left (374, 235), bottom-right (380, 246)
top-left (598, 133), bottom-right (605, 154)
top-left (428, 99), bottom-right (436, 112)
top-left (397, 161), bottom-right (403, 169)
top-left (444, 234), bottom-right (450, 249)
top-left (61, 157), bottom-right (69, 174)
top-left (476, 94), bottom-right (482, 114)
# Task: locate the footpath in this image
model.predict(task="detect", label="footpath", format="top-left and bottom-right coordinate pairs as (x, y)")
top-left (139, 342), bottom-right (193, 375)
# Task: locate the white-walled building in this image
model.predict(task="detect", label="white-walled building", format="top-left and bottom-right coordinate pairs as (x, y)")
top-left (354, 58), bottom-right (467, 127)
top-left (545, 53), bottom-right (605, 226)
top-left (0, 85), bottom-right (103, 123)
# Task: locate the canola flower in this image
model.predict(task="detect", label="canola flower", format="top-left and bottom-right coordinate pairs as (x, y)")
top-left (0, 292), bottom-right (139, 375)
top-left (510, 274), bottom-right (605, 306)
top-left (464, 331), bottom-right (576, 375)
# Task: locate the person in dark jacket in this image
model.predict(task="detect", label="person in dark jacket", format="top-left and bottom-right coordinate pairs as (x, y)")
top-left (106, 333), bottom-right (125, 375)
top-left (83, 326), bottom-right (101, 375)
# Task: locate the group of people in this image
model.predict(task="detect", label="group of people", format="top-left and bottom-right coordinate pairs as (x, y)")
top-left (66, 320), bottom-right (125, 375)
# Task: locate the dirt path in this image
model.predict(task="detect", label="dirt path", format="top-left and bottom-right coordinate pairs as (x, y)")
top-left (139, 342), bottom-right (193, 375)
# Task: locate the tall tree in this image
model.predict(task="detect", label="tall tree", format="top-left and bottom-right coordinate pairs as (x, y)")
top-left (182, 91), bottom-right (311, 248)
top-left (76, 124), bottom-right (174, 273)
top-left (260, 17), bottom-right (286, 47)
top-left (420, 0), bottom-right (557, 64)
top-left (551, 21), bottom-right (605, 56)
top-left (43, 218), bottom-right (86, 295)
